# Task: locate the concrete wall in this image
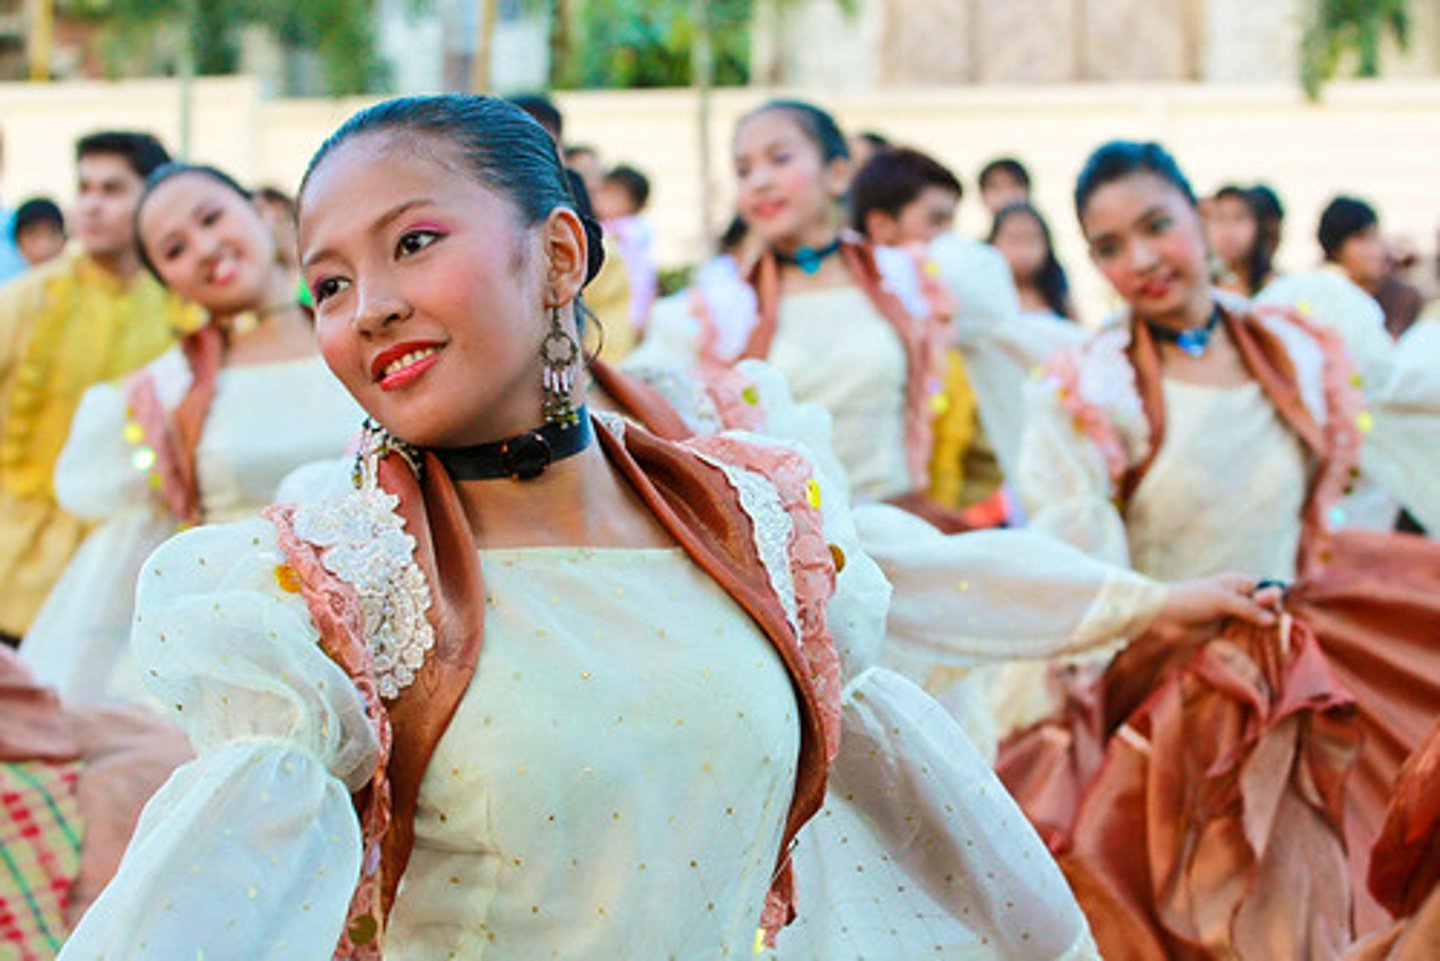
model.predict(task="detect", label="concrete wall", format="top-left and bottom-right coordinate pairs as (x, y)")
top-left (3, 76), bottom-right (1439, 319)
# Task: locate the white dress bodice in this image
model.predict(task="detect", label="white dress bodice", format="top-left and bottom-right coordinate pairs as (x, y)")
top-left (766, 288), bottom-right (910, 501)
top-left (1127, 379), bottom-right (1307, 581)
top-left (387, 546), bottom-right (799, 959)
top-left (195, 357), bottom-right (361, 522)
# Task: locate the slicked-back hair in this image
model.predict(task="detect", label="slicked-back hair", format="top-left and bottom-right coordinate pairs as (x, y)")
top-left (300, 94), bottom-right (604, 286)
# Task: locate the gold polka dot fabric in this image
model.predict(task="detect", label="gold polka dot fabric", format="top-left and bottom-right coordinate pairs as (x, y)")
top-left (386, 546), bottom-right (799, 958)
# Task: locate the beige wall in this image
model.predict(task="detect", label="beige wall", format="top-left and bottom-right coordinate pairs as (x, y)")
top-left (3, 76), bottom-right (1439, 319)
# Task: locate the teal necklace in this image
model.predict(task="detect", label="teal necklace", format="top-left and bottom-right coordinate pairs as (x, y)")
top-left (1147, 308), bottom-right (1222, 358)
top-left (775, 237), bottom-right (842, 275)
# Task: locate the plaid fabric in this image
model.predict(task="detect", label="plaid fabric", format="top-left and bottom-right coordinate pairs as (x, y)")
top-left (0, 761), bottom-right (83, 961)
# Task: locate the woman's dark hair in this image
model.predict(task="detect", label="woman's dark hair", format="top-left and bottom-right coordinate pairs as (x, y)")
top-left (739, 99), bottom-right (850, 164)
top-left (989, 201), bottom-right (1074, 320)
top-left (1318, 195), bottom-right (1378, 262)
top-left (849, 146), bottom-right (962, 234)
top-left (1211, 183), bottom-right (1285, 295)
top-left (300, 94), bottom-right (605, 288)
top-left (134, 162), bottom-right (253, 282)
top-left (1074, 140), bottom-right (1196, 219)
top-left (979, 157), bottom-right (1030, 192)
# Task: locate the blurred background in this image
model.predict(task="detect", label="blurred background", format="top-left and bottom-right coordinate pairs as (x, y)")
top-left (2, 0), bottom-right (1438, 318)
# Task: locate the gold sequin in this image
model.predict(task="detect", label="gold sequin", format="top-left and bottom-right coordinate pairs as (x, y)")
top-left (274, 564), bottom-right (303, 593)
top-left (828, 543), bottom-right (846, 572)
top-left (741, 385), bottom-right (761, 405)
top-left (805, 478), bottom-right (822, 510)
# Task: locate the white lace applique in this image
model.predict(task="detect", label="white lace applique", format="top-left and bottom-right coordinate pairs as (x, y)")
top-left (690, 451), bottom-right (800, 636)
top-left (593, 409), bottom-right (627, 443)
top-left (293, 484), bottom-right (436, 699)
top-left (1075, 322), bottom-right (1152, 464)
top-left (625, 365), bottom-right (724, 435)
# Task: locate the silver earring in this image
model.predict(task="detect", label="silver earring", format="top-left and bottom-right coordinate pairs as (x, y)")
top-left (540, 305), bottom-right (581, 427)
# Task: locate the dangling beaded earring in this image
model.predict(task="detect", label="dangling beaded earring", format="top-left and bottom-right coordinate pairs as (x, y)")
top-left (540, 305), bottom-right (582, 427)
top-left (351, 416), bottom-right (423, 489)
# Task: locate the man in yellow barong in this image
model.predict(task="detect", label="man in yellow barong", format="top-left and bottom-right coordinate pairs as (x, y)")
top-left (0, 132), bottom-right (188, 644)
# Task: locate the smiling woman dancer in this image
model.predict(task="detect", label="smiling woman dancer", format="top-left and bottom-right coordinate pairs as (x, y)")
top-left (632, 99), bottom-right (1073, 526)
top-left (57, 95), bottom-right (1100, 960)
top-left (20, 163), bottom-right (360, 706)
top-left (1004, 140), bottom-right (1440, 959)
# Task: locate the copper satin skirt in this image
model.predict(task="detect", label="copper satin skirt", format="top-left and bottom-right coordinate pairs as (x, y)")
top-left (996, 530), bottom-right (1440, 960)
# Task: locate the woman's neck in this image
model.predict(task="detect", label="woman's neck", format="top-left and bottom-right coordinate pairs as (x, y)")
top-left (1139, 285), bottom-right (1212, 334)
top-left (212, 266), bottom-right (314, 366)
top-left (452, 436), bottom-right (673, 551)
top-left (1016, 282), bottom-right (1049, 314)
top-left (769, 217), bottom-right (839, 260)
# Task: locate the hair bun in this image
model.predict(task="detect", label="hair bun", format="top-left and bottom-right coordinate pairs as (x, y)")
top-left (580, 210), bottom-right (606, 286)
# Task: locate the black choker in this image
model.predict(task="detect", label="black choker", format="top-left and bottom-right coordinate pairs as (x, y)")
top-left (434, 408), bottom-right (593, 481)
top-left (775, 238), bottom-right (842, 275)
top-left (1147, 308), bottom-right (1222, 358)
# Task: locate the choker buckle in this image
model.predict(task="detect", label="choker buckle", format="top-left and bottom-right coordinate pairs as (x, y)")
top-left (500, 431), bottom-right (554, 480)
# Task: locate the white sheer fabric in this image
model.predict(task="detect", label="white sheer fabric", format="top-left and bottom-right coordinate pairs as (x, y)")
top-left (390, 547), bottom-right (800, 958)
top-left (854, 503), bottom-right (1166, 758)
top-left (632, 236), bottom-right (1085, 501)
top-left (1257, 270), bottom-right (1440, 534)
top-left (1129, 380), bottom-right (1307, 582)
top-left (59, 414), bottom-right (1099, 959)
top-left (928, 235), bottom-right (1088, 482)
top-left (766, 287), bottom-right (910, 501)
top-left (57, 516), bottom-right (379, 959)
top-left (21, 353), bottom-right (360, 704)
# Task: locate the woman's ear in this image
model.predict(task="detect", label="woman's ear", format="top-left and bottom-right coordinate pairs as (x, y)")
top-left (543, 207), bottom-right (588, 307)
top-left (823, 156), bottom-right (854, 199)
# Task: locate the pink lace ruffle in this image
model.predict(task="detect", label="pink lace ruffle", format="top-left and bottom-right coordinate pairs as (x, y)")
top-left (123, 371), bottom-right (196, 525)
top-left (1042, 343), bottom-right (1135, 484)
top-left (684, 433), bottom-right (843, 947)
top-left (264, 504), bottom-right (393, 960)
top-left (1256, 306), bottom-right (1368, 570)
top-left (696, 365), bottom-right (768, 434)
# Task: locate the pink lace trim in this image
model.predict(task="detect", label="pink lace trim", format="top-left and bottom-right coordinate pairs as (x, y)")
top-left (1255, 306), bottom-right (1367, 568)
top-left (264, 504), bottom-right (393, 960)
top-left (123, 371), bottom-right (196, 525)
top-left (1042, 345), bottom-right (1134, 483)
top-left (684, 433), bottom-right (842, 947)
top-left (696, 365), bottom-right (768, 434)
top-left (691, 434), bottom-right (841, 757)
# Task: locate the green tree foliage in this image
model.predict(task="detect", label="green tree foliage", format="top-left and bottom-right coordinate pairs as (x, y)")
top-left (556, 0), bottom-right (751, 89)
top-left (1301, 0), bottom-right (1409, 98)
top-left (57, 0), bottom-right (384, 94)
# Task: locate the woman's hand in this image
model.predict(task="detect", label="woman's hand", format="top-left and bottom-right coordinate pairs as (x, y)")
top-left (1150, 573), bottom-right (1282, 646)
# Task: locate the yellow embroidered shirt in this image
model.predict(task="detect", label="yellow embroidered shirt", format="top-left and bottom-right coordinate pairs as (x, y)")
top-left (0, 253), bottom-right (184, 635)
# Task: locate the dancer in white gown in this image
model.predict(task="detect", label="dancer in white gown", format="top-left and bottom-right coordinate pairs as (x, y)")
top-left (626, 99), bottom-right (1274, 756)
top-left (21, 163), bottom-right (360, 706)
top-left (59, 95), bottom-right (1101, 960)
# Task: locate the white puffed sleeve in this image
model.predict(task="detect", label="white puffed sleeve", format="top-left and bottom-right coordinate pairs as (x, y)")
top-left (775, 669), bottom-right (1099, 960)
top-left (929, 235), bottom-right (1088, 481)
top-left (59, 518), bottom-right (379, 960)
top-left (1258, 272), bottom-right (1440, 533)
top-left (54, 348), bottom-right (190, 521)
top-left (1017, 376), bottom-right (1133, 566)
top-left (743, 366), bottom-right (1099, 960)
top-left (1358, 317), bottom-right (1440, 533)
top-left (856, 504), bottom-right (1164, 665)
